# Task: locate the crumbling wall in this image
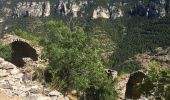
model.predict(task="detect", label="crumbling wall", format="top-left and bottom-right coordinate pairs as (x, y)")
top-left (125, 71), bottom-right (145, 99)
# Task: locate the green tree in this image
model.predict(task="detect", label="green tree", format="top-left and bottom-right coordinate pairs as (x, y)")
top-left (42, 20), bottom-right (115, 100)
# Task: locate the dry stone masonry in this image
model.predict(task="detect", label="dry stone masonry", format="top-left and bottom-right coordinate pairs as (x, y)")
top-left (0, 57), bottom-right (69, 100)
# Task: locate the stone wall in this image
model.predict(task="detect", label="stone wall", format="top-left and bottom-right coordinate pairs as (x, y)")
top-left (0, 57), bottom-right (69, 100)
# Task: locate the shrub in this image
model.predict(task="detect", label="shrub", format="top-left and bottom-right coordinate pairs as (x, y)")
top-left (0, 44), bottom-right (12, 61)
top-left (42, 20), bottom-right (116, 99)
top-left (139, 61), bottom-right (170, 99)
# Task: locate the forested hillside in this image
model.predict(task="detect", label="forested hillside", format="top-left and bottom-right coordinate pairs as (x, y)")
top-left (0, 0), bottom-right (170, 100)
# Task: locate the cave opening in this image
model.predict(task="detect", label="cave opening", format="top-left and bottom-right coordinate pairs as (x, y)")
top-left (10, 40), bottom-right (38, 67)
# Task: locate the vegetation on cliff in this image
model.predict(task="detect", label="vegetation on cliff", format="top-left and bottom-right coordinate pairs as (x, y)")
top-left (0, 0), bottom-right (170, 100)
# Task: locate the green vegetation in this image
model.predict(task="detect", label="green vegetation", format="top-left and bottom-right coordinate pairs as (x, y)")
top-left (10, 29), bottom-right (40, 45)
top-left (140, 61), bottom-right (170, 99)
top-left (41, 20), bottom-right (115, 100)
top-left (1, 0), bottom-right (170, 99)
top-left (0, 44), bottom-right (12, 61)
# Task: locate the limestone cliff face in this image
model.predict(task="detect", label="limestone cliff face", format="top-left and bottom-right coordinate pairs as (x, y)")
top-left (0, 0), bottom-right (170, 22)
top-left (56, 0), bottom-right (124, 19)
top-left (14, 1), bottom-right (50, 17)
top-left (0, 0), bottom-right (124, 19)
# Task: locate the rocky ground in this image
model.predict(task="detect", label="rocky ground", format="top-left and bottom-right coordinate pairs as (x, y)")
top-left (0, 57), bottom-right (69, 100)
top-left (135, 47), bottom-right (170, 68)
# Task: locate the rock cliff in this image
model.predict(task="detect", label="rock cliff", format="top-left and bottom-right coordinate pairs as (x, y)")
top-left (14, 1), bottom-right (50, 17)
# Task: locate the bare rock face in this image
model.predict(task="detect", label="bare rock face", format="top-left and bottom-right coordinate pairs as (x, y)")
top-left (111, 8), bottom-right (123, 19)
top-left (92, 7), bottom-right (110, 19)
top-left (56, 0), bottom-right (123, 19)
top-left (56, 0), bottom-right (88, 17)
top-left (43, 1), bottom-right (51, 17)
top-left (14, 2), bottom-right (51, 17)
top-left (92, 6), bottom-right (123, 19)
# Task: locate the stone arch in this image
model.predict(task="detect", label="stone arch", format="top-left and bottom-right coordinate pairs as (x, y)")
top-left (125, 71), bottom-right (146, 99)
top-left (10, 40), bottom-right (38, 67)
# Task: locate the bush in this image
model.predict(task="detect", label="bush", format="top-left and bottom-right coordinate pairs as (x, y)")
top-left (42, 20), bottom-right (116, 99)
top-left (139, 61), bottom-right (170, 99)
top-left (0, 44), bottom-right (12, 61)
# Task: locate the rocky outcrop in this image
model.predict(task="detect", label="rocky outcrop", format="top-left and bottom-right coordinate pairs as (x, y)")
top-left (129, 0), bottom-right (167, 18)
top-left (0, 0), bottom-right (126, 19)
top-left (43, 2), bottom-right (51, 17)
top-left (0, 57), bottom-right (69, 100)
top-left (92, 7), bottom-right (110, 19)
top-left (14, 2), bottom-right (50, 17)
top-left (1, 0), bottom-right (170, 20)
top-left (92, 5), bottom-right (123, 19)
top-left (56, 0), bottom-right (88, 17)
top-left (111, 8), bottom-right (123, 19)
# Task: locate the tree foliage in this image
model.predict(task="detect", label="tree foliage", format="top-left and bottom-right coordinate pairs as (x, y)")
top-left (41, 20), bottom-right (115, 99)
